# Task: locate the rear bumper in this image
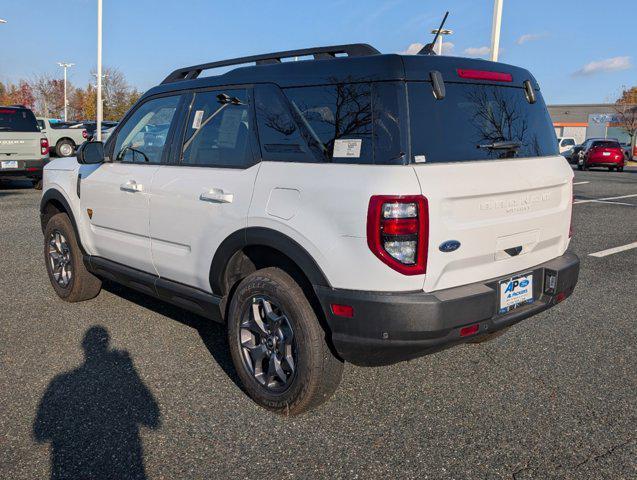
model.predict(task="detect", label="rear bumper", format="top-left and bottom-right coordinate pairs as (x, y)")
top-left (315, 252), bottom-right (579, 366)
top-left (0, 158), bottom-right (47, 180)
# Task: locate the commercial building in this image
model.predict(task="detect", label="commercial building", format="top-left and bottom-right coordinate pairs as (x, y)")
top-left (548, 103), bottom-right (636, 146)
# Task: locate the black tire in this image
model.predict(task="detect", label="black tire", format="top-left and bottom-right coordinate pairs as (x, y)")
top-left (577, 164), bottom-right (583, 171)
top-left (609, 167), bottom-right (614, 172)
top-left (227, 267), bottom-right (343, 415)
top-left (44, 213), bottom-right (102, 302)
top-left (55, 139), bottom-right (75, 157)
top-left (32, 179), bottom-right (42, 190)
top-left (618, 166), bottom-right (624, 172)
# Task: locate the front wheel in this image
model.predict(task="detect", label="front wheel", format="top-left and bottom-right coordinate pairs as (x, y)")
top-left (227, 267), bottom-right (343, 415)
top-left (44, 213), bottom-right (102, 302)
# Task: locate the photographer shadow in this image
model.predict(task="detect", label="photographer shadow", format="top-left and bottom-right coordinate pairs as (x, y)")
top-left (33, 326), bottom-right (160, 480)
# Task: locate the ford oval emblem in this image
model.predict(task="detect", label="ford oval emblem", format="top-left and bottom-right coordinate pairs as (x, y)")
top-left (439, 240), bottom-right (461, 252)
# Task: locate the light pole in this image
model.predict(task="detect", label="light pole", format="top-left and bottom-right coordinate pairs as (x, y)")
top-left (430, 28), bottom-right (453, 55)
top-left (57, 62), bottom-right (74, 122)
top-left (96, 0), bottom-right (103, 140)
top-left (490, 0), bottom-right (504, 61)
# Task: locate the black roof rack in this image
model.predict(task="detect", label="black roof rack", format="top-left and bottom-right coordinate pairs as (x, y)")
top-left (161, 43), bottom-right (380, 84)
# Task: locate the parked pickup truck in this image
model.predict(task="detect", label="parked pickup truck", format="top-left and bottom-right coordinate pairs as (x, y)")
top-left (37, 118), bottom-right (87, 157)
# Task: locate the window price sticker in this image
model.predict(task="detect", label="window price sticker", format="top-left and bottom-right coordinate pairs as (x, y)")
top-left (333, 139), bottom-right (362, 158)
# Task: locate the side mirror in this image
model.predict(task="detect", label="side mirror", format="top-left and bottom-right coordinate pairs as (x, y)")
top-left (77, 141), bottom-right (105, 165)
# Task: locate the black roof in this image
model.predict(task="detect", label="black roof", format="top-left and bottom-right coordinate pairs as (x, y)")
top-left (143, 44), bottom-right (539, 100)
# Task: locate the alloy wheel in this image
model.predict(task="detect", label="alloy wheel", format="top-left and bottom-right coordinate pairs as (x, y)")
top-left (239, 296), bottom-right (296, 391)
top-left (48, 230), bottom-right (73, 288)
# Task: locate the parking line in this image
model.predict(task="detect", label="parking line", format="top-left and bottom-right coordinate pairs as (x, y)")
top-left (573, 181), bottom-right (590, 185)
top-left (589, 242), bottom-right (637, 258)
top-left (574, 193), bottom-right (637, 205)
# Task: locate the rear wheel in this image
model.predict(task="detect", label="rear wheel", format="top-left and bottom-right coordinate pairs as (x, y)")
top-left (227, 267), bottom-right (343, 415)
top-left (55, 139), bottom-right (75, 157)
top-left (44, 213), bottom-right (102, 302)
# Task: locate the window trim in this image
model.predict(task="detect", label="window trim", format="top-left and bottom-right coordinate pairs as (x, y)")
top-left (106, 91), bottom-right (186, 166)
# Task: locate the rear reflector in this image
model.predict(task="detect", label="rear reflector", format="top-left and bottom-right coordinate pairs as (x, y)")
top-left (0, 108), bottom-right (17, 114)
top-left (26, 167), bottom-right (39, 172)
top-left (459, 324), bottom-right (480, 337)
top-left (330, 304), bottom-right (354, 318)
top-left (555, 292), bottom-right (566, 304)
top-left (456, 69), bottom-right (513, 82)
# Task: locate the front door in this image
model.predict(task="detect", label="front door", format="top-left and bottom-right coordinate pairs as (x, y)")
top-left (80, 94), bottom-right (182, 273)
top-left (150, 88), bottom-right (260, 290)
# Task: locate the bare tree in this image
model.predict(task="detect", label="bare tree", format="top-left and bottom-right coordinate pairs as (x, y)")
top-left (31, 74), bottom-right (66, 118)
top-left (613, 86), bottom-right (637, 143)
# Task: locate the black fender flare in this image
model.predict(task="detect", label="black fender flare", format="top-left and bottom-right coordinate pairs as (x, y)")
top-left (209, 227), bottom-right (331, 296)
top-left (40, 189), bottom-right (86, 254)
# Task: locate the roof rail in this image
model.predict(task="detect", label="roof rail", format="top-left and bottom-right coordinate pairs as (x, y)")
top-left (161, 43), bottom-right (380, 84)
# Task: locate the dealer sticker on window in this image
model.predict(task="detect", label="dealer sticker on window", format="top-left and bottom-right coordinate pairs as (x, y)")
top-left (499, 273), bottom-right (533, 314)
top-left (333, 139), bottom-right (362, 158)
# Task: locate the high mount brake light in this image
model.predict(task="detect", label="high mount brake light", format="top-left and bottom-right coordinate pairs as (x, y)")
top-left (456, 69), bottom-right (513, 82)
top-left (367, 195), bottom-right (429, 275)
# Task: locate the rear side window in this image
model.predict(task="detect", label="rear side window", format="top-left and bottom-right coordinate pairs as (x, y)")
top-left (270, 82), bottom-right (405, 164)
top-left (408, 82), bottom-right (558, 163)
top-left (181, 89), bottom-right (253, 168)
top-left (284, 83), bottom-right (373, 163)
top-left (254, 84), bottom-right (316, 163)
top-left (561, 138), bottom-right (575, 147)
top-left (0, 108), bottom-right (39, 132)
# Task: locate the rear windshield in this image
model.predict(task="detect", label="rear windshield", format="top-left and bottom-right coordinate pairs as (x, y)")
top-left (592, 141), bottom-right (620, 149)
top-left (0, 108), bottom-right (39, 132)
top-left (408, 82), bottom-right (558, 163)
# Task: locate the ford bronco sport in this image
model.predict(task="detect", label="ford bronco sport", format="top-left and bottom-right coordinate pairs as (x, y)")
top-left (40, 44), bottom-right (579, 414)
top-left (0, 105), bottom-right (50, 188)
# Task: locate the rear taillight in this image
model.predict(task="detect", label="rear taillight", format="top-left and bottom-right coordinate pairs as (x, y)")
top-left (40, 138), bottom-right (49, 156)
top-left (82, 129), bottom-right (88, 139)
top-left (367, 195), bottom-right (428, 275)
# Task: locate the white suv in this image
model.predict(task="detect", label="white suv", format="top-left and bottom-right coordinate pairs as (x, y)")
top-left (40, 44), bottom-right (580, 414)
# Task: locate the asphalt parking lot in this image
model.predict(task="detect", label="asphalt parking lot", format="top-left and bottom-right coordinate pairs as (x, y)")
top-left (0, 166), bottom-right (635, 479)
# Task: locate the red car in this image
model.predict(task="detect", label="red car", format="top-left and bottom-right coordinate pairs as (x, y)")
top-left (578, 140), bottom-right (625, 172)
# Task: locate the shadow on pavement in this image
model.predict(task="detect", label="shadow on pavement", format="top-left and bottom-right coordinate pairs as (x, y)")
top-left (102, 281), bottom-right (242, 390)
top-left (33, 326), bottom-right (161, 480)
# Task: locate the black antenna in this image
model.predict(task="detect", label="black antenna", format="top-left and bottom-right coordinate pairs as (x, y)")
top-left (419, 11), bottom-right (449, 55)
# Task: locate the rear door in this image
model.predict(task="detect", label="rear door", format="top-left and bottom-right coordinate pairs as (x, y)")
top-left (80, 94), bottom-right (182, 273)
top-left (150, 87), bottom-right (260, 291)
top-left (407, 80), bottom-right (573, 292)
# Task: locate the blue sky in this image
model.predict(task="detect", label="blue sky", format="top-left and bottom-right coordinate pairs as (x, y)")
top-left (0, 0), bottom-right (634, 104)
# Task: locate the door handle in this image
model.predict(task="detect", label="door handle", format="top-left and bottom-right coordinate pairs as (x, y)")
top-left (120, 180), bottom-right (143, 192)
top-left (199, 188), bottom-right (233, 204)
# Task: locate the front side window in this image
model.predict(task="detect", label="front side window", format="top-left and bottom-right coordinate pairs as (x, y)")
top-left (113, 95), bottom-right (180, 164)
top-left (181, 89), bottom-right (252, 168)
top-left (562, 138), bottom-right (575, 147)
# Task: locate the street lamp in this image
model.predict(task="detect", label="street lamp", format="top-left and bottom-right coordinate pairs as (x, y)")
top-left (430, 28), bottom-right (453, 55)
top-left (96, 0), bottom-right (103, 140)
top-left (57, 62), bottom-right (75, 122)
top-left (490, 0), bottom-right (504, 61)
